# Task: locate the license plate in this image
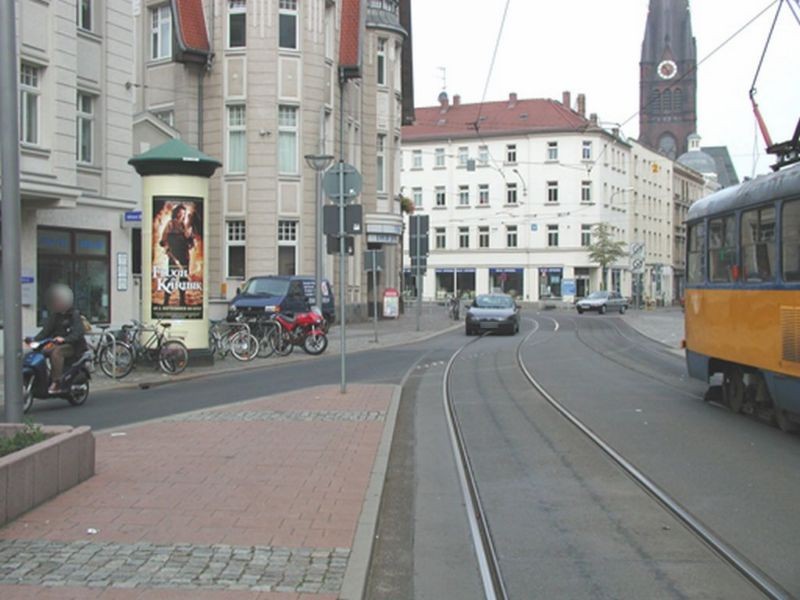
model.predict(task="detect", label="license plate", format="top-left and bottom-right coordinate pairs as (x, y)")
top-left (481, 322), bottom-right (499, 329)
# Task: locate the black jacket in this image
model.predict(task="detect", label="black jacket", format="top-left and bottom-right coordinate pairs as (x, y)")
top-left (35, 309), bottom-right (86, 349)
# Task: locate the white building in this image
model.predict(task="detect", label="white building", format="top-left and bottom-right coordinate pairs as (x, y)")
top-left (401, 92), bottom-right (636, 303)
top-left (1, 0), bottom-right (137, 345)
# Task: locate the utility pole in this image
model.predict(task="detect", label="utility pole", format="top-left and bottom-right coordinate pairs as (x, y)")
top-left (338, 76), bottom-right (347, 394)
top-left (1, 0), bottom-right (24, 422)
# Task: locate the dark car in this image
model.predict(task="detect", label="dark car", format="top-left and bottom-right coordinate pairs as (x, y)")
top-left (465, 294), bottom-right (520, 336)
top-left (228, 275), bottom-right (335, 323)
top-left (575, 290), bottom-right (628, 315)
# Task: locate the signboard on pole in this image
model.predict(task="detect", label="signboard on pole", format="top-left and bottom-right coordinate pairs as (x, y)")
top-left (630, 242), bottom-right (646, 274)
top-left (323, 163), bottom-right (362, 203)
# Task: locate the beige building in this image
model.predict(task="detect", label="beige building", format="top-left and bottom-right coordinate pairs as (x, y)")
top-left (132, 0), bottom-right (413, 319)
top-left (2, 0), bottom-right (137, 346)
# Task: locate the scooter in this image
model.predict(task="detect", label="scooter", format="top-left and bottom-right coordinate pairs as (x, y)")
top-left (22, 338), bottom-right (93, 414)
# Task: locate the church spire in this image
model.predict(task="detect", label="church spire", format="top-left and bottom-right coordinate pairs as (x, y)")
top-left (639, 0), bottom-right (698, 158)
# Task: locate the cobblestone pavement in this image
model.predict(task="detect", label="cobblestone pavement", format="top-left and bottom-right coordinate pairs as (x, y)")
top-left (0, 384), bottom-right (394, 599)
top-left (0, 540), bottom-right (348, 594)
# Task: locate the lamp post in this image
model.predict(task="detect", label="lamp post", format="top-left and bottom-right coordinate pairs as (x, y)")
top-left (305, 153), bottom-right (334, 313)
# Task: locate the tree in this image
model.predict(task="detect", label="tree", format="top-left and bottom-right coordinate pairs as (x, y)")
top-left (587, 223), bottom-right (627, 291)
top-left (399, 195), bottom-right (415, 215)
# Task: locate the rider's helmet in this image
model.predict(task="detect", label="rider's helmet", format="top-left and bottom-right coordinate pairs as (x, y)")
top-left (46, 283), bottom-right (74, 313)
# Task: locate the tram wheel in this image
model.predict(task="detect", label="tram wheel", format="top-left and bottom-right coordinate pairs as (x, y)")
top-left (722, 367), bottom-right (745, 414)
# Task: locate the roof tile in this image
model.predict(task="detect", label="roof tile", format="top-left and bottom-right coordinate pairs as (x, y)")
top-left (402, 97), bottom-right (590, 142)
top-left (175, 0), bottom-right (210, 54)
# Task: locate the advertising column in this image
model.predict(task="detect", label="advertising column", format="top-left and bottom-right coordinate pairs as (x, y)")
top-left (129, 140), bottom-right (221, 364)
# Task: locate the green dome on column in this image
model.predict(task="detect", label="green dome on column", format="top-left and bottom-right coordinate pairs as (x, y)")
top-left (129, 139), bottom-right (222, 178)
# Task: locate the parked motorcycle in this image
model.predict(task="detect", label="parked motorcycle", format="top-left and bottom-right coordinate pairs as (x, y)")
top-left (272, 310), bottom-right (329, 356)
top-left (22, 338), bottom-right (92, 413)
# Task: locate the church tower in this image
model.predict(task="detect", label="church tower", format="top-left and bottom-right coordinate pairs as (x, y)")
top-left (639, 0), bottom-right (697, 158)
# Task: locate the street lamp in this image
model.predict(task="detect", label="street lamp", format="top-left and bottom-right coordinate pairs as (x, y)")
top-left (305, 153), bottom-right (335, 312)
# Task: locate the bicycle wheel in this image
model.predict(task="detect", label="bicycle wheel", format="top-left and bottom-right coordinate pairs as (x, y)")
top-left (258, 325), bottom-right (277, 358)
top-left (230, 331), bottom-right (259, 362)
top-left (271, 329), bottom-right (294, 357)
top-left (159, 340), bottom-right (189, 374)
top-left (99, 341), bottom-right (134, 379)
top-left (208, 331), bottom-right (225, 360)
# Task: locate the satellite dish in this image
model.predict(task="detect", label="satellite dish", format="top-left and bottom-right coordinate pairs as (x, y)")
top-left (438, 91), bottom-right (449, 105)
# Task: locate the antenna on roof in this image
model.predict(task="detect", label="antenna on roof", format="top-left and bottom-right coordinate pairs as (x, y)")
top-left (437, 66), bottom-right (447, 93)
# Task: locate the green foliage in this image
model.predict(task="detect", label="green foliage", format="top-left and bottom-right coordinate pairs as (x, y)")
top-left (0, 421), bottom-right (48, 458)
top-left (587, 223), bottom-right (627, 290)
top-left (400, 196), bottom-right (415, 214)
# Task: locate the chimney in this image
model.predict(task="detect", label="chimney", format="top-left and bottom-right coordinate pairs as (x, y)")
top-left (589, 113), bottom-right (598, 126)
top-left (453, 94), bottom-right (461, 107)
top-left (562, 91), bottom-right (572, 109)
top-left (576, 93), bottom-right (586, 117)
top-left (508, 92), bottom-right (518, 108)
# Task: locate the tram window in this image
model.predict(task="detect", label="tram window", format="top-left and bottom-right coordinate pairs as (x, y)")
top-left (741, 206), bottom-right (777, 282)
top-left (687, 223), bottom-right (705, 284)
top-left (709, 215), bottom-right (736, 282)
top-left (783, 199), bottom-right (800, 282)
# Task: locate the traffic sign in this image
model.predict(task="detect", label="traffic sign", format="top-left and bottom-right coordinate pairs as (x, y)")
top-left (632, 258), bottom-right (645, 274)
top-left (327, 235), bottom-right (355, 256)
top-left (323, 163), bottom-right (362, 204)
top-left (323, 204), bottom-right (363, 236)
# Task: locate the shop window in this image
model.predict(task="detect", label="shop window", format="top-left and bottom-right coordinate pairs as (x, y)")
top-left (539, 268), bottom-right (562, 299)
top-left (37, 228), bottom-right (110, 324)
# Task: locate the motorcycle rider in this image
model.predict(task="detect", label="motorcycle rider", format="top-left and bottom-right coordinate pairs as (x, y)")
top-left (26, 284), bottom-right (86, 394)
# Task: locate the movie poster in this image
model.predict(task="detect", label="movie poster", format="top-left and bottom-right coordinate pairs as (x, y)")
top-left (151, 196), bottom-right (204, 320)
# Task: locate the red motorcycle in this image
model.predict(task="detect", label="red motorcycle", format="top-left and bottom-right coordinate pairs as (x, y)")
top-left (271, 309), bottom-right (328, 356)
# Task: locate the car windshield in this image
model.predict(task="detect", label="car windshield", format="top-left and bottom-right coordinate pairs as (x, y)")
top-left (474, 295), bottom-right (514, 309)
top-left (241, 278), bottom-right (290, 297)
top-left (586, 291), bottom-right (610, 300)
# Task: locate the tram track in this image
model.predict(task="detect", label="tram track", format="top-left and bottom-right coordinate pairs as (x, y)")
top-left (442, 317), bottom-right (791, 600)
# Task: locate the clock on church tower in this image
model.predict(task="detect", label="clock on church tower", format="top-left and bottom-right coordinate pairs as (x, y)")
top-left (639, 0), bottom-right (697, 157)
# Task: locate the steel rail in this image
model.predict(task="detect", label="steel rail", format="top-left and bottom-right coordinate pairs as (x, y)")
top-left (516, 321), bottom-right (792, 600)
top-left (443, 333), bottom-right (514, 600)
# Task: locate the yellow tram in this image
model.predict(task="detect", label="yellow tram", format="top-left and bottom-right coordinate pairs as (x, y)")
top-left (684, 164), bottom-right (800, 432)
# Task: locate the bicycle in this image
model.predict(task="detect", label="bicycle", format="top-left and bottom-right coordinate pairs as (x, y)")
top-left (84, 325), bottom-right (135, 379)
top-left (446, 296), bottom-right (461, 320)
top-left (245, 313), bottom-right (285, 359)
top-left (120, 320), bottom-right (189, 375)
top-left (209, 319), bottom-right (259, 361)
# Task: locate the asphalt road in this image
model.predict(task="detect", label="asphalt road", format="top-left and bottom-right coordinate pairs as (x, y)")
top-left (26, 344), bottom-right (429, 430)
top-left (516, 314), bottom-right (800, 597)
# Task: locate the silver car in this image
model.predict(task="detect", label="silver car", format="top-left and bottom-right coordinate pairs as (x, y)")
top-left (576, 291), bottom-right (628, 315)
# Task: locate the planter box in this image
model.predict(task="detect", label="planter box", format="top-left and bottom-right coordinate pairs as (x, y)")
top-left (0, 424), bottom-right (95, 526)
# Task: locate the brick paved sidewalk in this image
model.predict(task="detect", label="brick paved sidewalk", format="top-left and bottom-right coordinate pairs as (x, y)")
top-left (0, 384), bottom-right (398, 599)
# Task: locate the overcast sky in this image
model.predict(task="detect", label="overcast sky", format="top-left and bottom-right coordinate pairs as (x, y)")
top-left (411, 0), bottom-right (800, 179)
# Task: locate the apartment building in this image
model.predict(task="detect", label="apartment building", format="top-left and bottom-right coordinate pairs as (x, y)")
top-left (2, 0), bottom-right (137, 342)
top-left (132, 0), bottom-right (413, 318)
top-left (401, 92), bottom-right (634, 302)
